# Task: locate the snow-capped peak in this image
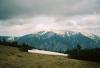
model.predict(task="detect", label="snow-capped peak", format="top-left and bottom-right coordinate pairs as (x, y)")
top-left (38, 31), bottom-right (47, 35)
top-left (23, 31), bottom-right (99, 40)
top-left (81, 32), bottom-right (97, 39)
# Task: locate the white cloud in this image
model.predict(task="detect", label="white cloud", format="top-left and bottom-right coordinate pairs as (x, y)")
top-left (0, 14), bottom-right (100, 36)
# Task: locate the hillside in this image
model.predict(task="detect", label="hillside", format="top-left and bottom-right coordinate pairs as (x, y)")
top-left (0, 45), bottom-right (100, 68)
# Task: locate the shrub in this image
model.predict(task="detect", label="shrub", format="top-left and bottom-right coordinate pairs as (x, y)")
top-left (19, 43), bottom-right (33, 52)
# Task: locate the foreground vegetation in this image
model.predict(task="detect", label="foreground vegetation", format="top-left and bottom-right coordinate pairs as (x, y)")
top-left (66, 44), bottom-right (100, 62)
top-left (0, 45), bottom-right (100, 68)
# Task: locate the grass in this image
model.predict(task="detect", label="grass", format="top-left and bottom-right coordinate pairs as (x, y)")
top-left (0, 45), bottom-right (100, 68)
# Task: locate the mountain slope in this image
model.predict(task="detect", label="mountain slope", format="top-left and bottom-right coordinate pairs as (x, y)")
top-left (16, 31), bottom-right (100, 52)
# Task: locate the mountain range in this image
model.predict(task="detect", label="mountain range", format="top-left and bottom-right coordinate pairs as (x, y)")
top-left (0, 31), bottom-right (100, 52)
top-left (16, 31), bottom-right (100, 52)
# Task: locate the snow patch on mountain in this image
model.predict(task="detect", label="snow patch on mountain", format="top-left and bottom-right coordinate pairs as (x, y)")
top-left (81, 32), bottom-right (98, 40)
top-left (7, 37), bottom-right (15, 41)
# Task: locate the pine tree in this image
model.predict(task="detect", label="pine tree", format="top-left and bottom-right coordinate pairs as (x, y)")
top-left (19, 43), bottom-right (32, 52)
top-left (76, 43), bottom-right (81, 57)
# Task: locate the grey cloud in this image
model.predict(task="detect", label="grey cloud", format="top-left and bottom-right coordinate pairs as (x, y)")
top-left (0, 0), bottom-right (100, 36)
top-left (0, 18), bottom-right (25, 26)
top-left (0, 0), bottom-right (99, 20)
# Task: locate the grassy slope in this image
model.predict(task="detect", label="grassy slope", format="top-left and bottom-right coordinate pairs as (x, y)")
top-left (0, 45), bottom-right (100, 68)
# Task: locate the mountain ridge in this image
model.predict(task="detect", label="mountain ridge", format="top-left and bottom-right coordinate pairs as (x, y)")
top-left (0, 31), bottom-right (100, 52)
top-left (15, 31), bottom-right (100, 52)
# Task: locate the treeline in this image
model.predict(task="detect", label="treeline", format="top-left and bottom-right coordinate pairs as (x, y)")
top-left (66, 44), bottom-right (100, 62)
top-left (0, 39), bottom-right (33, 52)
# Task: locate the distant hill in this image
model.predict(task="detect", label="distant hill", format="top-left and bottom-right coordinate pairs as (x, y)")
top-left (0, 36), bottom-right (17, 42)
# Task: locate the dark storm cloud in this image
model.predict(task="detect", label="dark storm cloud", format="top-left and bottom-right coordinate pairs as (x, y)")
top-left (0, 0), bottom-right (98, 20)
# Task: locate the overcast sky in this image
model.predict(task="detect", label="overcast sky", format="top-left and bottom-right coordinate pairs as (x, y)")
top-left (0, 0), bottom-right (100, 36)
